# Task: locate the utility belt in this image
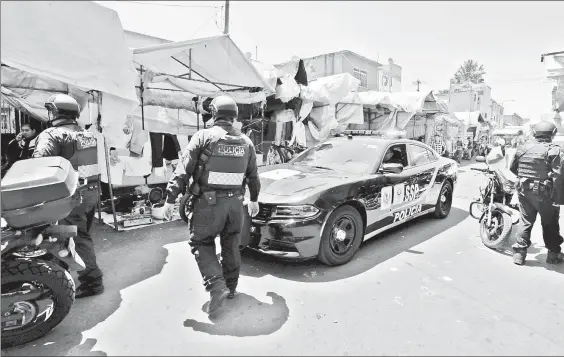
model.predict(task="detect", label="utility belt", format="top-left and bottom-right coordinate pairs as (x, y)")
top-left (192, 188), bottom-right (243, 207)
top-left (519, 178), bottom-right (553, 194)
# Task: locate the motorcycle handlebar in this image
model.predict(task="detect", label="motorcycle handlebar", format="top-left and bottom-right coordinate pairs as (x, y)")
top-left (471, 167), bottom-right (493, 173)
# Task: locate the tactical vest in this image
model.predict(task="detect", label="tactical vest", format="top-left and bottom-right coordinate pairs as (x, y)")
top-left (200, 132), bottom-right (249, 191)
top-left (69, 130), bottom-right (99, 182)
top-left (517, 142), bottom-right (553, 180)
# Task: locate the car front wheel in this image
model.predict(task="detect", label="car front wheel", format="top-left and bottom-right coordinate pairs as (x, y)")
top-left (318, 206), bottom-right (364, 266)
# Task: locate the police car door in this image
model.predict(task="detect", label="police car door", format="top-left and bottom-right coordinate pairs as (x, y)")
top-left (407, 143), bottom-right (439, 212)
top-left (371, 143), bottom-right (417, 231)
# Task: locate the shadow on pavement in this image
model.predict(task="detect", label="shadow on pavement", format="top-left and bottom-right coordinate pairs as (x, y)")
top-left (240, 207), bottom-right (468, 283)
top-left (1, 220), bottom-right (188, 357)
top-left (183, 292), bottom-right (289, 337)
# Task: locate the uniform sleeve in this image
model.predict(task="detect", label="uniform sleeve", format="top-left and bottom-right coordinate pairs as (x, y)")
top-left (32, 131), bottom-right (60, 158)
top-left (547, 146), bottom-right (562, 178)
top-left (164, 132), bottom-right (203, 204)
top-left (509, 147), bottom-right (521, 175)
top-left (245, 140), bottom-right (261, 202)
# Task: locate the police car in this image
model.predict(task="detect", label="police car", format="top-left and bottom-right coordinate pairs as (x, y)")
top-left (245, 130), bottom-right (458, 266)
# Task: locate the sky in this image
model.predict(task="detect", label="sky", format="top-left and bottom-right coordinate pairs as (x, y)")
top-left (98, 0), bottom-right (563, 120)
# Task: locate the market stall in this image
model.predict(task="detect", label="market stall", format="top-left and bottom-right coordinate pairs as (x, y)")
top-left (1, 0), bottom-right (140, 230)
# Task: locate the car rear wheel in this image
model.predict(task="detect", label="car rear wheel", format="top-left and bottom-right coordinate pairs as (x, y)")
top-left (318, 206), bottom-right (364, 266)
top-left (434, 181), bottom-right (453, 219)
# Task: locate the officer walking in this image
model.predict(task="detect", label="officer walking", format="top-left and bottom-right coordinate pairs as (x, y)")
top-left (509, 120), bottom-right (564, 265)
top-left (163, 95), bottom-right (260, 314)
top-left (33, 94), bottom-right (104, 297)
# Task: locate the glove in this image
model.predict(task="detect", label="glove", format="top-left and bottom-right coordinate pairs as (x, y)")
top-left (163, 202), bottom-right (175, 221)
top-left (247, 201), bottom-right (260, 217)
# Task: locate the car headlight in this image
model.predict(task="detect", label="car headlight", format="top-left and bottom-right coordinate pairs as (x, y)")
top-left (271, 205), bottom-right (320, 219)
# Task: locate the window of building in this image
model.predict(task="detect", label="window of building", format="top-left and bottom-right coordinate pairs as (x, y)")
top-left (353, 68), bottom-right (368, 88)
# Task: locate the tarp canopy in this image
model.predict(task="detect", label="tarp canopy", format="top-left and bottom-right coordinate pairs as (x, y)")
top-left (434, 113), bottom-right (464, 127)
top-left (492, 128), bottom-right (524, 136)
top-left (132, 35), bottom-right (275, 101)
top-left (359, 90), bottom-right (438, 115)
top-left (454, 111), bottom-right (485, 127)
top-left (0, 1), bottom-right (139, 147)
top-left (1, 1), bottom-right (138, 105)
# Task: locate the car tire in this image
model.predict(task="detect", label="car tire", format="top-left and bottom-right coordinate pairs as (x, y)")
top-left (433, 180), bottom-right (453, 219)
top-left (318, 206), bottom-right (364, 266)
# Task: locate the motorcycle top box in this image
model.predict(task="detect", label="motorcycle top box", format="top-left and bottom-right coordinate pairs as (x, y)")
top-left (1, 157), bottom-right (79, 229)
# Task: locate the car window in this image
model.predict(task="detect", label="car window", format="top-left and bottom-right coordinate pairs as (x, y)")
top-left (381, 144), bottom-right (409, 168)
top-left (291, 140), bottom-right (382, 174)
top-left (409, 144), bottom-right (436, 166)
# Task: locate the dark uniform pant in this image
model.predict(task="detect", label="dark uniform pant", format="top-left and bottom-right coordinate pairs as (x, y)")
top-left (189, 194), bottom-right (243, 292)
top-left (513, 188), bottom-right (563, 253)
top-left (59, 187), bottom-right (104, 285)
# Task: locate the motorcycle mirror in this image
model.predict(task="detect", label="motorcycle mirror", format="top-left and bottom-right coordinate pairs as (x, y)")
top-left (475, 156), bottom-right (486, 163)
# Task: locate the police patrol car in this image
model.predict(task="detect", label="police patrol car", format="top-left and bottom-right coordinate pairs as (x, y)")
top-left (244, 130), bottom-right (458, 266)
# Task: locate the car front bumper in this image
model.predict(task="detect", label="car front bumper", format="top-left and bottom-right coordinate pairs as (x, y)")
top-left (247, 210), bottom-right (330, 260)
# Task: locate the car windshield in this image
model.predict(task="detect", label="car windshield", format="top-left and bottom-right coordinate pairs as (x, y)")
top-left (291, 140), bottom-right (383, 174)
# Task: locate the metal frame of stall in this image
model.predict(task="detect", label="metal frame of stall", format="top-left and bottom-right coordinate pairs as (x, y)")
top-left (97, 51), bottom-right (267, 230)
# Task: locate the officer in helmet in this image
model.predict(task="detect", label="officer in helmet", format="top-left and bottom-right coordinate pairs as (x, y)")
top-left (509, 120), bottom-right (564, 265)
top-left (33, 94), bottom-right (104, 297)
top-left (163, 95), bottom-right (260, 315)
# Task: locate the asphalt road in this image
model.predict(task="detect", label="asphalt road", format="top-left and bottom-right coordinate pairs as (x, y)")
top-left (3, 161), bottom-right (563, 356)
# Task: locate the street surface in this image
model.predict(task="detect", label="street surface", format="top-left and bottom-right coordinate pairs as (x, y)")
top-left (2, 160), bottom-right (563, 356)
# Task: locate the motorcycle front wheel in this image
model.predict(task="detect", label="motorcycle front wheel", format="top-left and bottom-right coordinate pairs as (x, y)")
top-left (1, 259), bottom-right (75, 349)
top-left (479, 208), bottom-right (513, 250)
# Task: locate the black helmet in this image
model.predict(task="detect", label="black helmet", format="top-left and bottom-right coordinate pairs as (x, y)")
top-left (45, 94), bottom-right (81, 121)
top-left (532, 120), bottom-right (557, 138)
top-left (210, 96), bottom-right (238, 121)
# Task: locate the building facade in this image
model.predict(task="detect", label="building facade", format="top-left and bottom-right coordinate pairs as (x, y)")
top-left (501, 113), bottom-right (525, 126)
top-left (490, 99), bottom-right (505, 128)
top-left (276, 51), bottom-right (402, 92)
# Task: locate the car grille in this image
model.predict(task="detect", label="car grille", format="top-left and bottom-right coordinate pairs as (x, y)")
top-left (255, 204), bottom-right (274, 220)
top-left (266, 239), bottom-right (298, 252)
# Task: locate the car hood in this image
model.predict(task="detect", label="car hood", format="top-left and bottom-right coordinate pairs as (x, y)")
top-left (257, 164), bottom-right (362, 204)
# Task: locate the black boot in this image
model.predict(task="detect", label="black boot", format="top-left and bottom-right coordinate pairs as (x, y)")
top-left (227, 289), bottom-right (237, 299)
top-left (513, 248), bottom-right (527, 266)
top-left (75, 281), bottom-right (104, 299)
top-left (208, 288), bottom-right (229, 314)
top-left (546, 251), bottom-right (563, 264)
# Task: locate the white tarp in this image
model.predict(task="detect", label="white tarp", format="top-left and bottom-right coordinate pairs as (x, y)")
top-left (454, 111), bottom-right (485, 127)
top-left (358, 90), bottom-right (435, 113)
top-left (304, 73), bottom-right (361, 105)
top-left (1, 1), bottom-right (139, 148)
top-left (1, 1), bottom-right (138, 105)
top-left (358, 90), bottom-right (438, 130)
top-left (132, 35), bottom-right (275, 100)
top-left (302, 73), bottom-right (362, 142)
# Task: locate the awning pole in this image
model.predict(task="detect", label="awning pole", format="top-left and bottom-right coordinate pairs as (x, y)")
top-left (139, 65), bottom-right (145, 130)
top-left (189, 49), bottom-right (192, 80)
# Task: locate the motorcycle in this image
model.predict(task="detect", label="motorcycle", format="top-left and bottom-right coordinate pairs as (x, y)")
top-left (1, 157), bottom-right (86, 349)
top-left (469, 156), bottom-right (520, 249)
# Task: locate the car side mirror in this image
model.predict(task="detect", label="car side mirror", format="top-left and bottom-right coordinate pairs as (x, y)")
top-left (379, 163), bottom-right (404, 174)
top-left (475, 156), bottom-right (486, 163)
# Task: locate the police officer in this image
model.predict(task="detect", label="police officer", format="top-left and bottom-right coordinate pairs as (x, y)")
top-left (163, 95), bottom-right (260, 314)
top-left (33, 94), bottom-right (104, 298)
top-left (509, 120), bottom-right (563, 265)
